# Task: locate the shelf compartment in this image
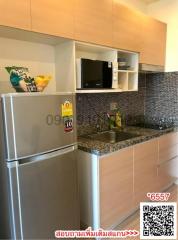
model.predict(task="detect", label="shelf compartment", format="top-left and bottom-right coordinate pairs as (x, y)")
top-left (118, 72), bottom-right (128, 91)
top-left (117, 50), bottom-right (139, 72)
top-left (75, 41), bottom-right (117, 62)
top-left (128, 72), bottom-right (138, 91)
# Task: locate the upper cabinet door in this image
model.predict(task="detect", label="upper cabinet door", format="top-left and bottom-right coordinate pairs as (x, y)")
top-left (74, 0), bottom-right (113, 46)
top-left (0, 0), bottom-right (31, 30)
top-left (112, 1), bottom-right (143, 52)
top-left (31, 0), bottom-right (74, 39)
top-left (113, 1), bottom-right (166, 66)
top-left (140, 16), bottom-right (167, 66)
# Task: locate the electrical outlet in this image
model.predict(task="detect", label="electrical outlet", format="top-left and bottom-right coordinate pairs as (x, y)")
top-left (110, 102), bottom-right (118, 111)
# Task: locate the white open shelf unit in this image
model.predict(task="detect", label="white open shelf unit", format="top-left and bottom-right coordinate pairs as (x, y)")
top-left (117, 50), bottom-right (139, 91)
top-left (75, 42), bottom-right (118, 93)
top-left (75, 42), bottom-right (139, 93)
top-left (0, 26), bottom-right (139, 94)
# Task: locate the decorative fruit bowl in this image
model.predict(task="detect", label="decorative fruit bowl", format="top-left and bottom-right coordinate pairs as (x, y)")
top-left (6, 66), bottom-right (51, 92)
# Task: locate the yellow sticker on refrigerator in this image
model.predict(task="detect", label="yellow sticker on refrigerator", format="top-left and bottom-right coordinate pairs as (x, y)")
top-left (62, 101), bottom-right (73, 117)
top-left (61, 101), bottom-right (73, 133)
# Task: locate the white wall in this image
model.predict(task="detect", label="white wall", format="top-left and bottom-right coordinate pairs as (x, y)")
top-left (147, 0), bottom-right (178, 72)
top-left (118, 0), bottom-right (147, 12)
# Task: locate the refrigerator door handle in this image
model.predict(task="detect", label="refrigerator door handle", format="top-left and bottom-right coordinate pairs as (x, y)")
top-left (17, 145), bottom-right (77, 165)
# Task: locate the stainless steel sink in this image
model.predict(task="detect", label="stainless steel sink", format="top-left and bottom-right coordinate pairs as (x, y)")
top-left (87, 130), bottom-right (141, 144)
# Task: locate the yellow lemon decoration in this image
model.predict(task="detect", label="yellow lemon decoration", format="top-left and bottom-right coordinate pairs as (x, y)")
top-left (35, 75), bottom-right (51, 92)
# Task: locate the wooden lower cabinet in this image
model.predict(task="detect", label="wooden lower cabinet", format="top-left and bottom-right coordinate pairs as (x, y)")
top-left (100, 147), bottom-right (134, 229)
top-left (77, 148), bottom-right (134, 230)
top-left (133, 139), bottom-right (159, 207)
top-left (158, 132), bottom-right (178, 191)
top-left (159, 132), bottom-right (178, 164)
top-left (78, 132), bottom-right (178, 230)
top-left (157, 158), bottom-right (178, 191)
top-left (159, 144), bottom-right (178, 164)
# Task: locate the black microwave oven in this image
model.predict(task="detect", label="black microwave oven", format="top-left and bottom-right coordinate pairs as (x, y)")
top-left (76, 58), bottom-right (118, 89)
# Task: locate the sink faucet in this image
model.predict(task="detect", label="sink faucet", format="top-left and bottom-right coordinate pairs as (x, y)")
top-left (96, 115), bottom-right (103, 132)
top-left (96, 112), bottom-right (107, 132)
top-left (96, 123), bottom-right (102, 132)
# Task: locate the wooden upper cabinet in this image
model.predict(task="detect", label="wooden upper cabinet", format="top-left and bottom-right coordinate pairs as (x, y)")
top-left (112, 1), bottom-right (166, 66)
top-left (140, 16), bottom-right (167, 66)
top-left (31, 0), bottom-right (74, 38)
top-left (112, 1), bottom-right (143, 52)
top-left (0, 0), bottom-right (31, 30)
top-left (74, 0), bottom-right (113, 46)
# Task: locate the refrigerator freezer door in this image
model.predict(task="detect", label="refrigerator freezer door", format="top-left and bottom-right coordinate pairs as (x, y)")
top-left (7, 146), bottom-right (79, 239)
top-left (2, 93), bottom-right (76, 161)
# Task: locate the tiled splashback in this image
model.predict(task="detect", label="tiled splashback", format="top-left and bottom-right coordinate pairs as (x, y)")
top-left (145, 72), bottom-right (178, 125)
top-left (76, 72), bottom-right (178, 135)
top-left (76, 74), bottom-right (146, 135)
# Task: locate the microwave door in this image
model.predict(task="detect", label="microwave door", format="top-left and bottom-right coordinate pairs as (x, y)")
top-left (80, 59), bottom-right (112, 89)
top-left (81, 59), bottom-right (103, 88)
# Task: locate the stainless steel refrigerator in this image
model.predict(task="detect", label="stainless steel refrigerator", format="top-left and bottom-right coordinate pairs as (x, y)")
top-left (0, 93), bottom-right (79, 239)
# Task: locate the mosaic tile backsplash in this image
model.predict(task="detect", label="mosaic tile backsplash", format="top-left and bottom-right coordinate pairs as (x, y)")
top-left (145, 72), bottom-right (178, 126)
top-left (76, 72), bottom-right (178, 135)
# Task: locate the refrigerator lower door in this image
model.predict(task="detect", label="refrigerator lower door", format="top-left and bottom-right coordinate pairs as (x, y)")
top-left (7, 146), bottom-right (79, 239)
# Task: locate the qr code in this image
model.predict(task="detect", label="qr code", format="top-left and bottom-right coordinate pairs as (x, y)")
top-left (140, 202), bottom-right (177, 239)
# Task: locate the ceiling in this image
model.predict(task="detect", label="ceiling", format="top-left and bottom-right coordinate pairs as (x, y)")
top-left (142, 0), bottom-right (160, 4)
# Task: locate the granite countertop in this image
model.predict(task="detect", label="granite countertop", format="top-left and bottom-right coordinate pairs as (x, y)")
top-left (78, 126), bottom-right (178, 156)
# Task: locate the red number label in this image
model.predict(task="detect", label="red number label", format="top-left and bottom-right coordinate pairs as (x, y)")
top-left (147, 192), bottom-right (170, 201)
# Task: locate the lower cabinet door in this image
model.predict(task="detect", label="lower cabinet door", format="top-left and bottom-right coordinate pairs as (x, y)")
top-left (99, 147), bottom-right (134, 229)
top-left (157, 157), bottom-right (178, 191)
top-left (159, 132), bottom-right (178, 164)
top-left (133, 139), bottom-right (159, 207)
